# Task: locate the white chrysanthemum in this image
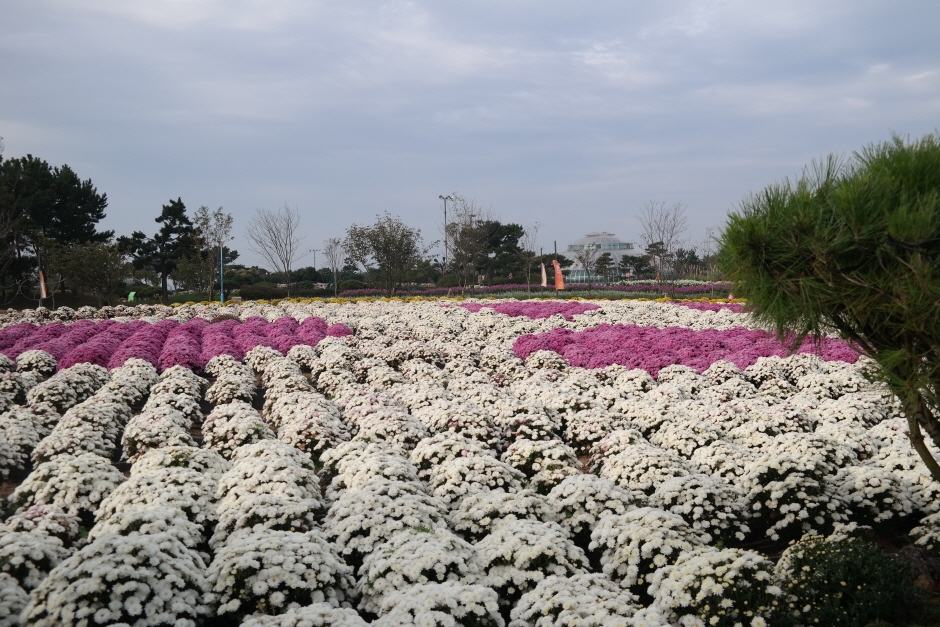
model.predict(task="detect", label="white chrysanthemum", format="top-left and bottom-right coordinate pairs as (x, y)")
top-left (738, 453), bottom-right (848, 542)
top-left (589, 508), bottom-right (706, 593)
top-left (427, 455), bottom-right (525, 505)
top-left (451, 488), bottom-right (555, 541)
top-left (8, 453), bottom-right (125, 524)
top-left (0, 573), bottom-right (28, 627)
top-left (357, 526), bottom-right (481, 614)
top-left (205, 372), bottom-right (257, 404)
top-left (241, 603), bottom-right (369, 627)
top-left (264, 390), bottom-right (342, 432)
top-left (0, 410), bottom-right (40, 477)
top-left (375, 582), bottom-right (503, 627)
top-left (688, 440), bottom-right (756, 481)
top-left (354, 412), bottom-right (430, 451)
top-left (476, 518), bottom-right (588, 608)
top-left (143, 390), bottom-right (202, 427)
top-left (131, 445), bottom-right (231, 483)
top-left (277, 414), bottom-right (351, 468)
top-left (15, 350), bottom-right (56, 376)
top-left (911, 511), bottom-right (940, 553)
top-left (120, 410), bottom-right (196, 463)
top-left (323, 478), bottom-right (448, 570)
top-left (648, 418), bottom-right (723, 458)
top-left (410, 432), bottom-right (497, 480)
top-left (21, 533), bottom-right (208, 627)
top-left (1, 504), bottom-right (82, 547)
top-left (97, 466), bottom-right (218, 528)
top-left (206, 529), bottom-right (354, 618)
top-left (649, 473), bottom-right (750, 543)
top-left (502, 438), bottom-right (580, 478)
top-left (546, 473), bottom-right (644, 544)
top-left (89, 504), bottom-right (203, 549)
top-left (319, 439), bottom-right (406, 483)
top-left (0, 531), bottom-right (69, 591)
top-left (510, 573), bottom-right (640, 627)
top-left (327, 452), bottom-right (418, 500)
top-left (598, 445), bottom-right (691, 495)
top-left (244, 345), bottom-right (284, 372)
top-left (834, 464), bottom-right (914, 525)
top-left (202, 400), bottom-right (274, 459)
top-left (216, 453), bottom-right (321, 515)
top-left (648, 547), bottom-right (779, 627)
top-left (210, 494), bottom-right (321, 549)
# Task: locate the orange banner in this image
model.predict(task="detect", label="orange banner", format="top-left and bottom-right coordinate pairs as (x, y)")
top-left (552, 260), bottom-right (565, 290)
top-left (39, 271), bottom-right (48, 299)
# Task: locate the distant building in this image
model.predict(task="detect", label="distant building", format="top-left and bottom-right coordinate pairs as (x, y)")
top-left (566, 232), bottom-right (643, 283)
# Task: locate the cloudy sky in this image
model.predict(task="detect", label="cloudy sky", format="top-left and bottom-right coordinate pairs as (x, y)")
top-left (2, 1), bottom-right (938, 267)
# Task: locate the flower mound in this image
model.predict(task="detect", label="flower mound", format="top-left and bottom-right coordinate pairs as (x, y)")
top-left (21, 533), bottom-right (208, 627)
top-left (206, 528), bottom-right (354, 618)
top-left (510, 573), bottom-right (640, 627)
top-left (375, 582), bottom-right (503, 627)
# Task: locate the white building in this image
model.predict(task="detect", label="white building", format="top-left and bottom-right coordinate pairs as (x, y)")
top-left (565, 232), bottom-right (644, 283)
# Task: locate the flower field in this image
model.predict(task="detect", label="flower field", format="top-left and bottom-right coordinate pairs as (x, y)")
top-left (0, 298), bottom-right (937, 626)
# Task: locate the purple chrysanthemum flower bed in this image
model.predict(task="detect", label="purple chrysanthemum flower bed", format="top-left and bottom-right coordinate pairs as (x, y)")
top-left (513, 323), bottom-right (860, 376)
top-left (457, 301), bottom-right (601, 320)
top-left (0, 316), bottom-right (351, 373)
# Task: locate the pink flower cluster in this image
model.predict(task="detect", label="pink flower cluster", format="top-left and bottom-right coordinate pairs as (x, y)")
top-left (513, 324), bottom-right (860, 376)
top-left (458, 301), bottom-right (600, 320)
top-left (0, 316), bottom-right (351, 373)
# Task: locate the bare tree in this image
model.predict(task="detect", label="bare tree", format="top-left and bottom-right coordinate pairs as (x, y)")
top-left (322, 237), bottom-right (344, 296)
top-left (571, 244), bottom-right (601, 290)
top-left (175, 206), bottom-right (234, 299)
top-left (245, 204), bottom-right (305, 297)
top-left (636, 201), bottom-right (688, 275)
top-left (446, 195), bottom-right (493, 290)
top-left (517, 222), bottom-right (540, 294)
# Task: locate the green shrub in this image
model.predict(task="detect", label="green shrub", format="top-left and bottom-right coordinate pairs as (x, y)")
top-left (436, 274), bottom-right (460, 288)
top-left (238, 283), bottom-right (286, 300)
top-left (775, 535), bottom-right (921, 627)
top-left (337, 279), bottom-right (368, 291)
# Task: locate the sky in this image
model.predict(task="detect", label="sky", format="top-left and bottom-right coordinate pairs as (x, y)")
top-left (2, 1), bottom-right (939, 268)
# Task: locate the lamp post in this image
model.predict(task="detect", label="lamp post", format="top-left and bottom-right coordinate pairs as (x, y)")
top-left (439, 194), bottom-right (456, 274)
top-left (219, 243), bottom-right (225, 304)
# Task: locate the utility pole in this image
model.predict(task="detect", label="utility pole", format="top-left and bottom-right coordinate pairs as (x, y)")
top-left (439, 194), bottom-right (456, 273)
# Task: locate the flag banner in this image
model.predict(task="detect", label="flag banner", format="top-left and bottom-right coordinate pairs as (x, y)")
top-left (540, 263), bottom-right (548, 287)
top-left (552, 260), bottom-right (565, 290)
top-left (39, 271), bottom-right (47, 300)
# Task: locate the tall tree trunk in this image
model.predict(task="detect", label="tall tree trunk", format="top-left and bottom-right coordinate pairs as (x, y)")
top-left (161, 273), bottom-right (169, 304)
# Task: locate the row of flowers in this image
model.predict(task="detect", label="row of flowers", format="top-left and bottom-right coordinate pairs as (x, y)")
top-left (1, 297), bottom-right (936, 627)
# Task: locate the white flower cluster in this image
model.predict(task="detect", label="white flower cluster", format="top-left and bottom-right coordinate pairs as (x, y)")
top-left (25, 363), bottom-right (108, 413)
top-left (8, 452), bottom-right (125, 524)
top-left (451, 489), bottom-right (555, 541)
top-left (202, 400), bottom-right (274, 459)
top-left (15, 350), bottom-right (57, 377)
top-left (647, 547), bottom-right (780, 627)
top-left (0, 573), bottom-right (28, 627)
top-left (20, 532), bottom-right (208, 627)
top-left (242, 603), bottom-right (369, 627)
top-left (120, 405), bottom-right (196, 463)
top-left (207, 528), bottom-right (355, 617)
top-left (590, 508), bottom-right (706, 593)
top-left (357, 525), bottom-right (481, 614)
top-left (428, 455), bottom-right (526, 505)
top-left (324, 478), bottom-right (448, 568)
top-left (97, 465), bottom-right (219, 529)
top-left (130, 444), bottom-right (231, 482)
top-left (30, 388), bottom-right (130, 464)
top-left (649, 473), bottom-right (750, 544)
top-left (1, 504), bottom-right (82, 547)
top-left (269, 393), bottom-right (349, 467)
top-left (510, 573), bottom-right (640, 627)
top-left (0, 409), bottom-right (40, 477)
top-left (410, 432), bottom-right (496, 480)
top-left (0, 531), bottom-right (70, 591)
top-left (475, 518), bottom-right (589, 608)
top-left (374, 582), bottom-right (503, 627)
top-left (100, 357), bottom-right (158, 406)
top-left (547, 474), bottom-right (643, 542)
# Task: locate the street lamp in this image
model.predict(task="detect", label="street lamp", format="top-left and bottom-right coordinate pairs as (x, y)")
top-left (439, 194), bottom-right (456, 273)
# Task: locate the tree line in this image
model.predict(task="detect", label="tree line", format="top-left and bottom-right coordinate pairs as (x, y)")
top-left (0, 143), bottom-right (718, 306)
